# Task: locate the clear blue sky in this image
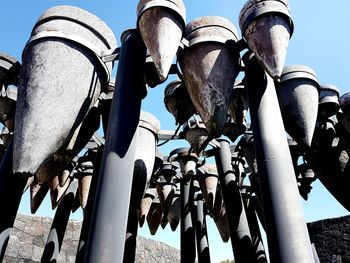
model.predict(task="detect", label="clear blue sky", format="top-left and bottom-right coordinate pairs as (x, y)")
top-left (1, 0), bottom-right (350, 262)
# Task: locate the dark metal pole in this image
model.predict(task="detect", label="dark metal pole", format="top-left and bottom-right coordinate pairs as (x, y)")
top-left (243, 51), bottom-right (314, 263)
top-left (75, 148), bottom-right (102, 263)
top-left (241, 189), bottom-right (267, 263)
top-left (181, 166), bottom-right (196, 263)
top-left (41, 179), bottom-right (78, 263)
top-left (0, 139), bottom-right (27, 261)
top-left (215, 139), bottom-right (256, 263)
top-left (194, 193), bottom-right (211, 263)
top-left (85, 29), bottom-right (146, 263)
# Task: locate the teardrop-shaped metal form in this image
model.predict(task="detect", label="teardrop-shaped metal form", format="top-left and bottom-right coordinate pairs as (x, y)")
top-left (197, 163), bottom-right (218, 211)
top-left (49, 174), bottom-right (71, 209)
top-left (30, 180), bottom-right (49, 214)
top-left (77, 161), bottom-right (93, 210)
top-left (167, 190), bottom-right (181, 231)
top-left (137, 0), bottom-right (186, 81)
top-left (156, 176), bottom-right (176, 213)
top-left (214, 205), bottom-right (230, 243)
top-left (23, 176), bottom-right (35, 194)
top-left (138, 188), bottom-right (157, 227)
top-left (276, 65), bottom-right (320, 149)
top-left (239, 0), bottom-right (294, 79)
top-left (318, 84), bottom-right (340, 120)
top-left (164, 80), bottom-right (197, 125)
top-left (339, 92), bottom-right (350, 133)
top-left (13, 6), bottom-right (117, 176)
top-left (147, 198), bottom-right (163, 235)
top-left (183, 117), bottom-right (209, 156)
top-left (179, 16), bottom-right (240, 138)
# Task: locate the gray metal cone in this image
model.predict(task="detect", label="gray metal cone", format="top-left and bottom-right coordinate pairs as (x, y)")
top-left (30, 181), bottom-right (49, 214)
top-left (79, 175), bottom-right (92, 210)
top-left (277, 65), bottom-right (320, 149)
top-left (147, 199), bottom-right (162, 235)
top-left (184, 128), bottom-right (209, 156)
top-left (243, 15), bottom-right (291, 79)
top-left (138, 6), bottom-right (184, 81)
top-left (13, 5), bottom-right (117, 176)
top-left (167, 196), bottom-right (180, 231)
top-left (179, 16), bottom-right (240, 137)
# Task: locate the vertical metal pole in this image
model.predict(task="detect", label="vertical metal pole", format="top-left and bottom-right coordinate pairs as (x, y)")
top-left (194, 194), bottom-right (211, 263)
top-left (242, 190), bottom-right (267, 263)
top-left (41, 179), bottom-right (78, 263)
top-left (181, 168), bottom-right (196, 263)
top-left (215, 139), bottom-right (256, 263)
top-left (75, 148), bottom-right (102, 263)
top-left (0, 139), bottom-right (27, 261)
top-left (243, 52), bottom-right (314, 263)
top-left (85, 29), bottom-right (146, 263)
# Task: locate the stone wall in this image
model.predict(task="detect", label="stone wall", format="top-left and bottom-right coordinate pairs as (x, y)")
top-left (3, 214), bottom-right (180, 263)
top-left (308, 215), bottom-right (350, 263)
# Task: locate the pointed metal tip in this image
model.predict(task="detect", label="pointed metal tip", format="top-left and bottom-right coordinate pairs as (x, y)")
top-left (139, 215), bottom-right (145, 227)
top-left (157, 69), bottom-right (168, 82)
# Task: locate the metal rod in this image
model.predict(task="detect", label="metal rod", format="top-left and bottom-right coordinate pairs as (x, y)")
top-left (0, 139), bottom-right (27, 261)
top-left (181, 164), bottom-right (196, 263)
top-left (194, 194), bottom-right (211, 263)
top-left (41, 179), bottom-right (78, 263)
top-left (215, 139), bottom-right (256, 263)
top-left (243, 51), bottom-right (314, 263)
top-left (75, 148), bottom-right (103, 263)
top-left (85, 29), bottom-right (146, 263)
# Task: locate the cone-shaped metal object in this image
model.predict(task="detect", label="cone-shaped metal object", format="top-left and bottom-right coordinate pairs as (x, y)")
top-left (167, 190), bottom-right (181, 231)
top-left (276, 65), bottom-right (320, 149)
top-left (164, 80), bottom-right (197, 125)
top-left (156, 176), bottom-right (176, 213)
top-left (23, 176), bottom-right (35, 194)
top-left (77, 161), bottom-right (93, 210)
top-left (138, 188), bottom-right (157, 227)
top-left (30, 180), bottom-right (49, 214)
top-left (183, 117), bottom-right (210, 156)
top-left (339, 92), bottom-right (350, 133)
top-left (197, 163), bottom-right (218, 211)
top-left (49, 174), bottom-right (71, 209)
top-left (179, 16), bottom-right (240, 138)
top-left (13, 5), bottom-right (117, 176)
top-left (35, 156), bottom-right (67, 185)
top-left (137, 0), bottom-right (186, 81)
top-left (318, 84), bottom-right (339, 120)
top-left (146, 198), bottom-right (162, 235)
top-left (239, 0), bottom-right (294, 79)
top-left (214, 206), bottom-right (230, 243)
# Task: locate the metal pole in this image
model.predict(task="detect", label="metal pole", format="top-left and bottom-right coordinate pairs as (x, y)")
top-left (181, 165), bottom-right (196, 263)
top-left (75, 148), bottom-right (103, 263)
top-left (0, 139), bottom-right (27, 261)
top-left (41, 179), bottom-right (78, 263)
top-left (241, 190), bottom-right (267, 263)
top-left (194, 193), bottom-right (211, 263)
top-left (85, 29), bottom-right (146, 263)
top-left (215, 139), bottom-right (256, 263)
top-left (243, 51), bottom-right (314, 263)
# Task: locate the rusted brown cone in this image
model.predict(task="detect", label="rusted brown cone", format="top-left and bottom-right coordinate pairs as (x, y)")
top-left (137, 0), bottom-right (186, 81)
top-left (197, 163), bottom-right (218, 211)
top-left (239, 0), bottom-right (294, 79)
top-left (30, 179), bottom-right (49, 213)
top-left (167, 189), bottom-right (181, 231)
top-left (183, 117), bottom-right (209, 156)
top-left (318, 84), bottom-right (340, 120)
top-left (138, 188), bottom-right (157, 227)
top-left (178, 16), bottom-right (240, 138)
top-left (164, 80), bottom-right (197, 125)
top-left (77, 161), bottom-right (93, 210)
top-left (147, 198), bottom-right (163, 235)
top-left (276, 65), bottom-right (320, 149)
top-left (13, 5), bottom-right (117, 176)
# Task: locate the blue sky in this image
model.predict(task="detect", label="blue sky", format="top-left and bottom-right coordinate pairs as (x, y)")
top-left (1, 0), bottom-right (350, 262)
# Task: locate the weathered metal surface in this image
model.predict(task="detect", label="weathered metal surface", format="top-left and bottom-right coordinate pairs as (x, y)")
top-left (179, 16), bottom-right (240, 138)
top-left (137, 0), bottom-right (186, 81)
top-left (197, 163), bottom-right (218, 211)
top-left (276, 65), bottom-right (320, 149)
top-left (49, 172), bottom-right (71, 209)
top-left (77, 161), bottom-right (93, 210)
top-left (13, 5), bottom-right (117, 176)
top-left (156, 176), bottom-right (176, 213)
top-left (243, 52), bottom-right (314, 263)
top-left (167, 190), bottom-right (181, 231)
top-left (164, 80), bottom-right (197, 125)
top-left (30, 179), bottom-right (49, 214)
top-left (183, 117), bottom-right (209, 155)
top-left (138, 188), bottom-right (157, 227)
top-left (239, 0), bottom-right (293, 79)
top-left (318, 84), bottom-right (340, 120)
top-left (0, 53), bottom-right (20, 86)
top-left (147, 198), bottom-right (162, 235)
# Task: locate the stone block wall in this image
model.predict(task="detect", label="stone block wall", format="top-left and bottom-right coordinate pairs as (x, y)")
top-left (3, 214), bottom-right (180, 263)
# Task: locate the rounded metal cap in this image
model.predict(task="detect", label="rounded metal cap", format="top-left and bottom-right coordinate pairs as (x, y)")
top-left (319, 84), bottom-right (340, 104)
top-left (280, 64), bottom-right (320, 88)
top-left (139, 111), bottom-right (161, 136)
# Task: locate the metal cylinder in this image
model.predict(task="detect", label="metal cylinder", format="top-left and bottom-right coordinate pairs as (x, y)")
top-left (85, 29), bottom-right (146, 263)
top-left (243, 51), bottom-right (314, 263)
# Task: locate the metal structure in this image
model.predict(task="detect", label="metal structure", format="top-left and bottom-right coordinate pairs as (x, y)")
top-left (0, 0), bottom-right (349, 263)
